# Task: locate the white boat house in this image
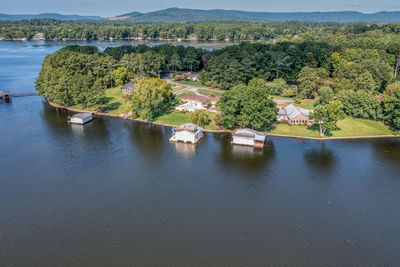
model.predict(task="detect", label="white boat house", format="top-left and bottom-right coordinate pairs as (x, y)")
top-left (232, 128), bottom-right (267, 147)
top-left (68, 113), bottom-right (93, 125)
top-left (170, 123), bottom-right (204, 144)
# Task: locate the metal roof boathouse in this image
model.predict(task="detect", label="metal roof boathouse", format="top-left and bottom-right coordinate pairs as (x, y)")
top-left (170, 123), bottom-right (204, 144)
top-left (232, 128), bottom-right (267, 148)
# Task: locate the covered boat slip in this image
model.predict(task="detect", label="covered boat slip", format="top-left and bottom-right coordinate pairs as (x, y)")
top-left (232, 128), bottom-right (267, 148)
top-left (170, 123), bottom-right (204, 144)
top-left (68, 113), bottom-right (94, 125)
top-left (0, 91), bottom-right (12, 103)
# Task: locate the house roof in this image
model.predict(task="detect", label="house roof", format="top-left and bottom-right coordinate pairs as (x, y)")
top-left (71, 113), bottom-right (92, 119)
top-left (181, 94), bottom-right (220, 104)
top-left (175, 123), bottom-right (202, 132)
top-left (233, 128), bottom-right (266, 139)
top-left (122, 82), bottom-right (135, 91)
top-left (284, 104), bottom-right (313, 120)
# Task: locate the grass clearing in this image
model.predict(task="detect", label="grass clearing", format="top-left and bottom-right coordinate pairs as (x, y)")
top-left (269, 117), bottom-right (397, 138)
top-left (154, 110), bottom-right (219, 130)
top-left (296, 100), bottom-right (316, 110)
top-left (198, 89), bottom-right (223, 96)
top-left (177, 80), bottom-right (206, 87)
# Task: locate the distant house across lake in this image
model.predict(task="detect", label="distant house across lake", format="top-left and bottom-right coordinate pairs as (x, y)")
top-left (121, 82), bottom-right (135, 95)
top-left (276, 104), bottom-right (313, 125)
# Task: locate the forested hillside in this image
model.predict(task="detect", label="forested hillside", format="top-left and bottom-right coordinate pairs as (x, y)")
top-left (35, 24), bottom-right (400, 129)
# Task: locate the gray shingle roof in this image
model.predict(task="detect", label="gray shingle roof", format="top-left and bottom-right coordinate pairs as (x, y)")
top-left (284, 104), bottom-right (313, 120)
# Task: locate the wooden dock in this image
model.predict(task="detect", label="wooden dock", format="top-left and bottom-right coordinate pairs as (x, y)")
top-left (0, 91), bottom-right (12, 103)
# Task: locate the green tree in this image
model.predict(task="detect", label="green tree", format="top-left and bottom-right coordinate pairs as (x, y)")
top-left (113, 67), bottom-right (129, 86)
top-left (297, 67), bottom-right (328, 98)
top-left (190, 110), bottom-right (209, 127)
top-left (382, 83), bottom-right (400, 129)
top-left (355, 71), bottom-right (377, 91)
top-left (310, 100), bottom-right (345, 136)
top-left (131, 78), bottom-right (172, 120)
top-left (316, 86), bottom-right (334, 106)
top-left (217, 84), bottom-right (277, 130)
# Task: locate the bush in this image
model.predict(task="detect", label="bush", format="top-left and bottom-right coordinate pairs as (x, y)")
top-left (190, 110), bottom-right (209, 127)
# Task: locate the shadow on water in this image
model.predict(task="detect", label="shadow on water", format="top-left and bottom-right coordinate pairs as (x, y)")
top-left (216, 133), bottom-right (276, 175)
top-left (124, 120), bottom-right (166, 157)
top-left (41, 102), bottom-right (109, 140)
top-left (371, 138), bottom-right (400, 166)
top-left (303, 142), bottom-right (337, 176)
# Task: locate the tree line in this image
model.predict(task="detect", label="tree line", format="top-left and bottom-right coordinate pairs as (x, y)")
top-left (36, 32), bottom-right (400, 130)
top-left (2, 19), bottom-right (400, 42)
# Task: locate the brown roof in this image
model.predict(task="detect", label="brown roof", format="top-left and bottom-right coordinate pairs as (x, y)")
top-left (181, 94), bottom-right (220, 104)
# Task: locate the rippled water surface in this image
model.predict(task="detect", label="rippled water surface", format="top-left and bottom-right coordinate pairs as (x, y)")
top-left (1, 41), bottom-right (400, 266)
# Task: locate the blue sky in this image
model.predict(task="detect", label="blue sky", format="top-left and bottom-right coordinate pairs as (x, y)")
top-left (2, 0), bottom-right (400, 16)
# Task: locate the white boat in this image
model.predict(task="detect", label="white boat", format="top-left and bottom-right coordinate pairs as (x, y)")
top-left (68, 113), bottom-right (93, 125)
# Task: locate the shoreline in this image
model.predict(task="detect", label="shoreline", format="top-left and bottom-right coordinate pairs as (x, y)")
top-left (47, 100), bottom-right (400, 140)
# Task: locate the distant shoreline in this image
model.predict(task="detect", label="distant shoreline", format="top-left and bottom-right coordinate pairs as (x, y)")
top-left (46, 100), bottom-right (400, 140)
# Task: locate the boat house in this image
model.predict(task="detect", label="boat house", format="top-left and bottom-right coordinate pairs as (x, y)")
top-left (121, 82), bottom-right (135, 95)
top-left (170, 123), bottom-right (204, 144)
top-left (68, 113), bottom-right (93, 125)
top-left (232, 128), bottom-right (267, 147)
top-left (276, 104), bottom-right (313, 125)
top-left (0, 91), bottom-right (12, 103)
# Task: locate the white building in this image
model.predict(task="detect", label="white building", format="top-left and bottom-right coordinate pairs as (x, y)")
top-left (68, 113), bottom-right (93, 125)
top-left (175, 94), bottom-right (220, 113)
top-left (170, 123), bottom-right (203, 144)
top-left (121, 82), bottom-right (135, 95)
top-left (232, 128), bottom-right (267, 147)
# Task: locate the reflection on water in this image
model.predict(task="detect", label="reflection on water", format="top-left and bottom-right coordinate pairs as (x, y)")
top-left (218, 134), bottom-right (276, 173)
top-left (304, 142), bottom-right (337, 173)
top-left (174, 142), bottom-right (197, 158)
top-left (371, 138), bottom-right (400, 166)
top-left (125, 120), bottom-right (165, 157)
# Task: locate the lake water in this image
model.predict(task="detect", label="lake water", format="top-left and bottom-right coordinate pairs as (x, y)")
top-left (1, 41), bottom-right (400, 266)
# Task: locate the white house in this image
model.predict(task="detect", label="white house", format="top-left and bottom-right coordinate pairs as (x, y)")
top-left (175, 94), bottom-right (220, 112)
top-left (232, 128), bottom-right (267, 147)
top-left (121, 82), bottom-right (135, 95)
top-left (187, 73), bottom-right (200, 81)
top-left (68, 113), bottom-right (93, 125)
top-left (170, 123), bottom-right (203, 144)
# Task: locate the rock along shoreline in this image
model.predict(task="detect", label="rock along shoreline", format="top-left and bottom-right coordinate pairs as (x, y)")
top-left (47, 100), bottom-right (399, 140)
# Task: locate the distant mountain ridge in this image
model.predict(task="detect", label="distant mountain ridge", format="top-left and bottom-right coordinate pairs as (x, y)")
top-left (2, 8), bottom-right (400, 22)
top-left (110, 8), bottom-right (400, 23)
top-left (0, 13), bottom-right (103, 21)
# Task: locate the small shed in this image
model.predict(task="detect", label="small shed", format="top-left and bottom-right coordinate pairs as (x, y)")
top-left (121, 82), bottom-right (135, 95)
top-left (68, 113), bottom-right (93, 125)
top-left (232, 128), bottom-right (266, 147)
top-left (170, 123), bottom-right (203, 144)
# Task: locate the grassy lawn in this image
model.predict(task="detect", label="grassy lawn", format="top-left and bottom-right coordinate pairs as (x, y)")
top-left (198, 89), bottom-right (223, 96)
top-left (154, 110), bottom-right (219, 130)
top-left (172, 86), bottom-right (185, 92)
top-left (102, 86), bottom-right (131, 115)
top-left (69, 87), bottom-right (130, 115)
top-left (177, 80), bottom-right (205, 87)
top-left (269, 117), bottom-right (397, 138)
top-left (296, 100), bottom-right (316, 110)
